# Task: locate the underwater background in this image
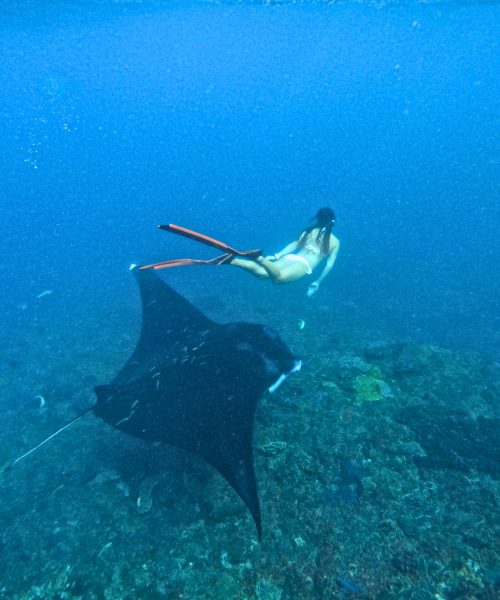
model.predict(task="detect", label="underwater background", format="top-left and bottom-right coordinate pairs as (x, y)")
top-left (0, 1), bottom-right (499, 598)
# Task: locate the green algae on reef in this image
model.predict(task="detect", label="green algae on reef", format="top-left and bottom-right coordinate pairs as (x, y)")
top-left (353, 367), bottom-right (393, 404)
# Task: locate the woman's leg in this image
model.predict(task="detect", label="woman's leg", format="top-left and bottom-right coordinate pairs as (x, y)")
top-left (230, 257), bottom-right (270, 279)
top-left (255, 256), bottom-right (283, 282)
top-left (230, 256), bottom-right (310, 283)
top-left (254, 256), bottom-right (309, 284)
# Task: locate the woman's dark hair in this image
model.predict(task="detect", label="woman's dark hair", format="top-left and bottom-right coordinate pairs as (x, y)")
top-left (298, 207), bottom-right (336, 254)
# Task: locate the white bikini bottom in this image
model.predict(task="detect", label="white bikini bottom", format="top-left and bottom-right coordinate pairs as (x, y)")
top-left (282, 254), bottom-right (312, 275)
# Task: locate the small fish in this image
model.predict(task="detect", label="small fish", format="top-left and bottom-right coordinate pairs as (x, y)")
top-left (35, 395), bottom-right (46, 409)
top-left (36, 290), bottom-right (54, 299)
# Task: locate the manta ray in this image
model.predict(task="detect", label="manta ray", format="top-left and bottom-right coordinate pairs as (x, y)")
top-left (3, 267), bottom-right (300, 539)
top-left (93, 267), bottom-right (301, 538)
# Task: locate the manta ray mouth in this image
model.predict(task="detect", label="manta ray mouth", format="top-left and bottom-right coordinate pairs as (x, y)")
top-left (268, 360), bottom-right (302, 394)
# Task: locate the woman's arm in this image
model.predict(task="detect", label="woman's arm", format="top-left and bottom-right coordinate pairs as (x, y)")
top-left (307, 238), bottom-right (340, 296)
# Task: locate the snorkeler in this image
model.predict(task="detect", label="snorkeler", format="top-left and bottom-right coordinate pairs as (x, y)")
top-left (229, 207), bottom-right (339, 297)
top-left (141, 207), bottom-right (339, 297)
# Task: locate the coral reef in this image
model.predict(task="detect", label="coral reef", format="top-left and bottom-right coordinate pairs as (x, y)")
top-left (0, 293), bottom-right (498, 599)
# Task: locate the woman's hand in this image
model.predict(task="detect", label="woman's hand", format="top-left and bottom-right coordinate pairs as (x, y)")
top-left (307, 281), bottom-right (320, 297)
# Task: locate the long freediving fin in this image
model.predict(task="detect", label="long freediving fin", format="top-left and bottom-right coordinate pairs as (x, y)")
top-left (140, 252), bottom-right (235, 271)
top-left (158, 224), bottom-right (262, 258)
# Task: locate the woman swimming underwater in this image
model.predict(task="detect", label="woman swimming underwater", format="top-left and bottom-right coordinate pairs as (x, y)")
top-left (229, 207), bottom-right (339, 297)
top-left (141, 207), bottom-right (340, 298)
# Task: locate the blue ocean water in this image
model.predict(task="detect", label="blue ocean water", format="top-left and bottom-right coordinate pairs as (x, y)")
top-left (0, 2), bottom-right (499, 598)
top-left (1, 0), bottom-right (499, 359)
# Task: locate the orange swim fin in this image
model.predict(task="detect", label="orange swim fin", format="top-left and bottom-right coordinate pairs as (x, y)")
top-left (139, 224), bottom-right (262, 270)
top-left (140, 253), bottom-right (235, 271)
top-left (158, 224), bottom-right (262, 258)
